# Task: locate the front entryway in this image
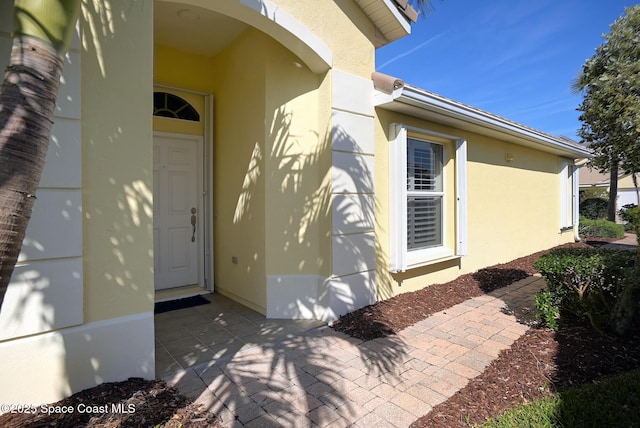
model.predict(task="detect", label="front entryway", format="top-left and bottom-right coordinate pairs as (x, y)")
top-left (154, 293), bottom-right (324, 376)
top-left (153, 132), bottom-right (204, 291)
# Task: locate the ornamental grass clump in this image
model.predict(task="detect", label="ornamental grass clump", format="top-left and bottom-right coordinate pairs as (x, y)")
top-left (534, 248), bottom-right (636, 334)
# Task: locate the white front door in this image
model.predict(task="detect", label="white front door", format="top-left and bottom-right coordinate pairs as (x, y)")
top-left (153, 133), bottom-right (203, 290)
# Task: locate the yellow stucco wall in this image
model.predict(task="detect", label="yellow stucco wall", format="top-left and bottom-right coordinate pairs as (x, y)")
top-left (209, 29), bottom-right (268, 311)
top-left (263, 38), bottom-right (331, 278)
top-left (82, 1), bottom-right (154, 322)
top-left (154, 43), bottom-right (216, 92)
top-left (153, 45), bottom-right (210, 136)
top-left (273, 0), bottom-right (376, 76)
top-left (375, 110), bottom-right (575, 299)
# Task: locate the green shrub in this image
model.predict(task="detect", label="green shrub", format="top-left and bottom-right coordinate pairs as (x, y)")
top-left (579, 197), bottom-right (608, 219)
top-left (534, 248), bottom-right (635, 332)
top-left (533, 290), bottom-right (560, 330)
top-left (619, 204), bottom-right (640, 233)
top-left (610, 267), bottom-right (640, 336)
top-left (618, 203), bottom-right (638, 224)
top-left (579, 217), bottom-right (625, 238)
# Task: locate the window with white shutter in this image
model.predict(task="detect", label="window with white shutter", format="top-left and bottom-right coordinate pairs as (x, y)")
top-left (389, 124), bottom-right (467, 272)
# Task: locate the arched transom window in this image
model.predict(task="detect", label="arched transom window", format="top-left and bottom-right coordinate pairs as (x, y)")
top-left (153, 92), bottom-right (200, 122)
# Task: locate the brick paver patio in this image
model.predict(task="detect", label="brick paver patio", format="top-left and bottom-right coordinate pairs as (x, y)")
top-left (163, 274), bottom-right (547, 427)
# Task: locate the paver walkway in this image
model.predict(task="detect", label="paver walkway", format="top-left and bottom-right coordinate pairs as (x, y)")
top-left (163, 275), bottom-right (546, 427)
top-left (601, 232), bottom-right (638, 250)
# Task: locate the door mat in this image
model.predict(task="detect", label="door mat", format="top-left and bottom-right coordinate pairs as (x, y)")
top-left (155, 295), bottom-right (210, 314)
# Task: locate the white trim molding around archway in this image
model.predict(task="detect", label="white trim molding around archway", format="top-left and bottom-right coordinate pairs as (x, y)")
top-left (159, 0), bottom-right (333, 74)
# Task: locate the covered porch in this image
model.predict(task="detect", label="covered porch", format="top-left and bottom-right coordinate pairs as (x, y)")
top-left (155, 293), bottom-right (324, 376)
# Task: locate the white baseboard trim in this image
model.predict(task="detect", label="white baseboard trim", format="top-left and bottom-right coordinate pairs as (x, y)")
top-left (266, 272), bottom-right (376, 322)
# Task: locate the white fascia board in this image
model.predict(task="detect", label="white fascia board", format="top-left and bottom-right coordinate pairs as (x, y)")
top-left (377, 85), bottom-right (592, 159)
top-left (380, 0), bottom-right (411, 33)
top-left (356, 0), bottom-right (411, 45)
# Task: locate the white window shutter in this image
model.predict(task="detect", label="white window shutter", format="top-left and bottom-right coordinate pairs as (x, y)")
top-left (455, 139), bottom-right (468, 256)
top-left (389, 124), bottom-right (407, 272)
top-left (559, 160), bottom-right (574, 228)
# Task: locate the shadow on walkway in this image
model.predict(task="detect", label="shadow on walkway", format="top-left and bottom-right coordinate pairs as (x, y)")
top-left (164, 325), bottom-right (410, 426)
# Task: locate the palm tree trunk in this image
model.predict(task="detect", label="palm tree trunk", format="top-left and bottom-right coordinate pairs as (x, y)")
top-left (608, 162), bottom-right (619, 221)
top-left (633, 173), bottom-right (639, 206)
top-left (0, 35), bottom-right (63, 307)
top-left (0, 0), bottom-right (80, 308)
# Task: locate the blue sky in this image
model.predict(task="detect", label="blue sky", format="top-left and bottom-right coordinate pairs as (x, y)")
top-left (376, 0), bottom-right (638, 139)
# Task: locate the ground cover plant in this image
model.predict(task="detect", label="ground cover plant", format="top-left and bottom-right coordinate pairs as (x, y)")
top-left (480, 369), bottom-right (640, 428)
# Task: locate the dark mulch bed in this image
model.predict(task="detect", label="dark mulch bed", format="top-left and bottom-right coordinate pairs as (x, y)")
top-left (2, 237), bottom-right (633, 427)
top-left (0, 378), bottom-right (221, 428)
top-left (412, 323), bottom-right (640, 427)
top-left (330, 242), bottom-right (588, 341)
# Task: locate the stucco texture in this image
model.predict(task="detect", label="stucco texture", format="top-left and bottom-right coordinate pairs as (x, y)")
top-left (375, 110), bottom-right (574, 299)
top-left (81, 0), bottom-right (154, 322)
top-left (274, 0), bottom-right (376, 76)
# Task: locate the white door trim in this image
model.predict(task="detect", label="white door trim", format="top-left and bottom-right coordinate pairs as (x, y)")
top-left (204, 94), bottom-right (214, 293)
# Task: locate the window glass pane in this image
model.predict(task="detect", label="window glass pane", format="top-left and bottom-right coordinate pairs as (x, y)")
top-left (407, 196), bottom-right (442, 250)
top-left (407, 139), bottom-right (442, 192)
top-left (153, 92), bottom-right (200, 122)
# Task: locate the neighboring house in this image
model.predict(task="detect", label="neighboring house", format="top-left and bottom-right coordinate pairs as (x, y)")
top-left (0, 0), bottom-right (591, 406)
top-left (579, 166), bottom-right (639, 214)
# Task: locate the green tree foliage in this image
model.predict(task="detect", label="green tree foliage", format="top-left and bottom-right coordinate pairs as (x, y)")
top-left (579, 186), bottom-right (609, 203)
top-left (579, 198), bottom-right (608, 220)
top-left (575, 6), bottom-right (640, 222)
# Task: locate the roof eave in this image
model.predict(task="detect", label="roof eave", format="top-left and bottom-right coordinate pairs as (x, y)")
top-left (375, 85), bottom-right (592, 159)
top-left (354, 0), bottom-right (414, 47)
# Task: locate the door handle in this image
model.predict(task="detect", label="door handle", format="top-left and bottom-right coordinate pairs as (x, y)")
top-left (190, 207), bottom-right (197, 242)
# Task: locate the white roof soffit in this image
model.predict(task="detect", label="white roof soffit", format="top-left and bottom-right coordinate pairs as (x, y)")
top-left (375, 82), bottom-right (592, 158)
top-left (354, 0), bottom-right (415, 47)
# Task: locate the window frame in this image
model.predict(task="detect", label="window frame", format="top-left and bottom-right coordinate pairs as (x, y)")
top-left (389, 124), bottom-right (467, 272)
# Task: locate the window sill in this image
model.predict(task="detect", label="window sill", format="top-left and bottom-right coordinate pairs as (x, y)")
top-left (406, 254), bottom-right (462, 270)
top-left (406, 247), bottom-right (460, 270)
